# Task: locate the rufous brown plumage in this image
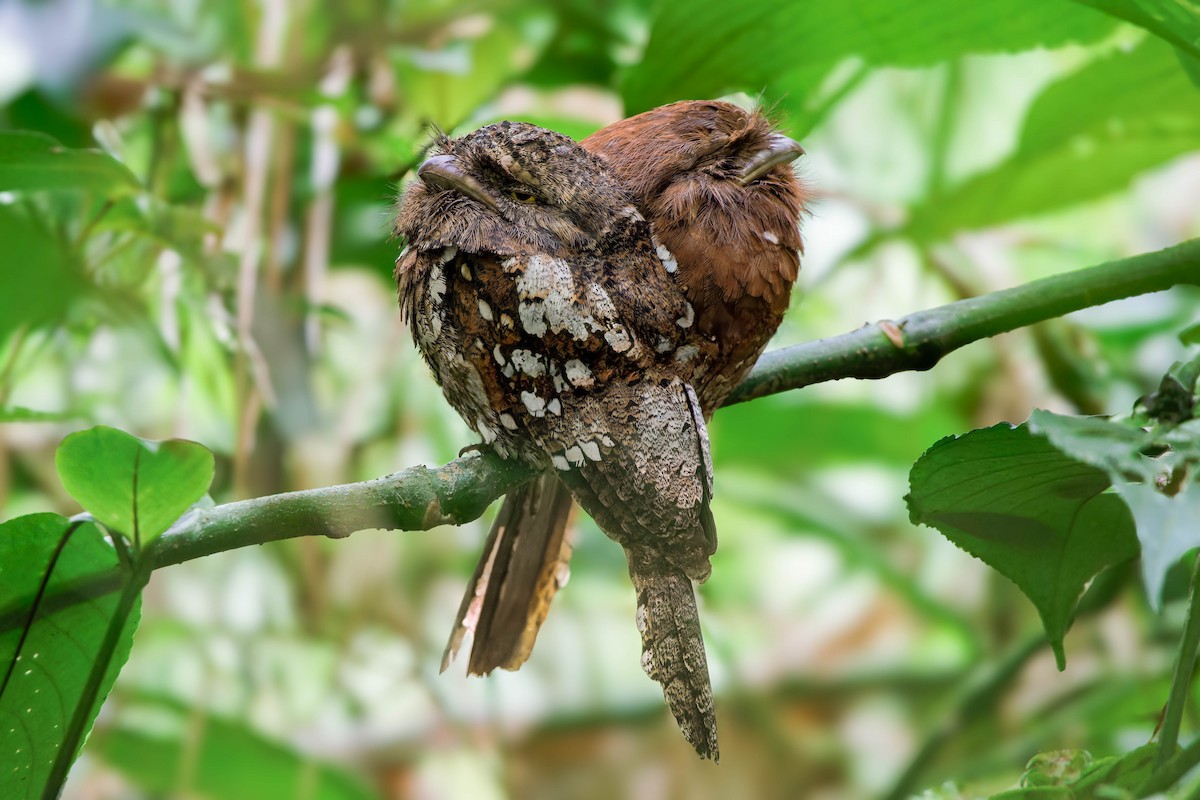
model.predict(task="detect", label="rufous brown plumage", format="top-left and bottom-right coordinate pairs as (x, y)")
top-left (584, 100), bottom-right (810, 409)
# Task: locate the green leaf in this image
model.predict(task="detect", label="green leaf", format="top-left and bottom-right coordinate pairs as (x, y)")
top-left (523, 0), bottom-right (646, 89)
top-left (1072, 0), bottom-right (1200, 64)
top-left (622, 0), bottom-right (1115, 114)
top-left (1027, 410), bottom-right (1160, 482)
top-left (0, 206), bottom-right (82, 346)
top-left (907, 37), bottom-right (1200, 239)
top-left (1019, 37), bottom-right (1199, 154)
top-left (1029, 409), bottom-right (1200, 607)
top-left (395, 8), bottom-right (555, 130)
top-left (1178, 47), bottom-right (1200, 87)
top-left (89, 693), bottom-right (377, 800)
top-left (56, 426), bottom-right (214, 544)
top-left (0, 131), bottom-right (140, 196)
top-left (907, 423), bottom-right (1138, 668)
top-left (1180, 321), bottom-right (1200, 345)
top-left (1114, 481), bottom-right (1200, 608)
top-left (0, 514), bottom-right (142, 799)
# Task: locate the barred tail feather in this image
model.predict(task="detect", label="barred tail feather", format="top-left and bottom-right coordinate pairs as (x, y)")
top-left (629, 562), bottom-right (719, 761)
top-left (442, 474), bottom-right (574, 675)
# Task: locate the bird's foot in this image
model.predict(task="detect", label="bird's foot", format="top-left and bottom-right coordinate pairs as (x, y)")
top-left (459, 441), bottom-right (492, 458)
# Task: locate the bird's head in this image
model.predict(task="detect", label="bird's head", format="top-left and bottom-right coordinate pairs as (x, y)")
top-left (582, 100), bottom-right (806, 209)
top-left (396, 121), bottom-right (639, 257)
top-left (582, 100), bottom-right (809, 309)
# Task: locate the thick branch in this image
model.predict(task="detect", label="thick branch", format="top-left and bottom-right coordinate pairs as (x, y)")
top-left (149, 451), bottom-right (534, 568)
top-left (145, 237), bottom-right (1198, 567)
top-left (0, 454), bottom-right (536, 632)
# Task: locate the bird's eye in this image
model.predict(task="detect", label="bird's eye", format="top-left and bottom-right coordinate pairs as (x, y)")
top-left (509, 189), bottom-right (537, 204)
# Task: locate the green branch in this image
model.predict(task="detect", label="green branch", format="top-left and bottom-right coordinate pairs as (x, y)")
top-left (0, 453), bottom-right (538, 633)
top-left (725, 236), bottom-right (1200, 404)
top-left (110, 236), bottom-right (1200, 571)
top-left (149, 451), bottom-right (535, 568)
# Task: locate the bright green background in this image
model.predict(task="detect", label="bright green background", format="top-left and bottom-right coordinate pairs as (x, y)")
top-left (1, 0), bottom-right (1199, 798)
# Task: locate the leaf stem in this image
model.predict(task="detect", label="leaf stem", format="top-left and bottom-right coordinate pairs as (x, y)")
top-left (1157, 553), bottom-right (1200, 770)
top-left (1140, 735), bottom-right (1200, 795)
top-left (42, 559), bottom-right (147, 798)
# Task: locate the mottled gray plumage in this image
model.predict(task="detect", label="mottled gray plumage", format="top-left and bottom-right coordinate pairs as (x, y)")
top-left (394, 121), bottom-right (720, 758)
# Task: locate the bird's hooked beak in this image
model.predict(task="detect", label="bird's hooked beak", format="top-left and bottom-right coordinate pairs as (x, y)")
top-left (418, 154), bottom-right (500, 211)
top-left (738, 133), bottom-right (805, 185)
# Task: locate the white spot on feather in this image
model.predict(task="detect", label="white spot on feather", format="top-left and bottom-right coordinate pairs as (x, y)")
top-left (518, 301), bottom-right (547, 336)
top-left (500, 413), bottom-right (518, 430)
top-left (564, 445), bottom-right (585, 466)
top-left (580, 440), bottom-right (601, 461)
top-left (676, 302), bottom-right (694, 329)
top-left (546, 397), bottom-right (562, 416)
top-left (436, 246), bottom-right (458, 265)
top-left (655, 242), bottom-right (678, 273)
top-left (564, 359), bottom-right (593, 387)
top-left (762, 231), bottom-right (780, 245)
top-left (551, 454), bottom-right (570, 471)
top-left (510, 349), bottom-right (546, 377)
top-left (521, 391), bottom-right (546, 417)
top-left (517, 255), bottom-right (599, 341)
top-left (499, 313), bottom-right (514, 329)
top-left (493, 345), bottom-right (505, 365)
top-left (460, 262), bottom-right (473, 280)
top-left (604, 326), bottom-right (632, 353)
top-left (478, 299), bottom-right (493, 321)
top-left (674, 344), bottom-right (700, 364)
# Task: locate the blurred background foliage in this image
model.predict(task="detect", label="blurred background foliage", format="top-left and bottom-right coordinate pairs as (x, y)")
top-left (1, 0), bottom-right (1199, 797)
